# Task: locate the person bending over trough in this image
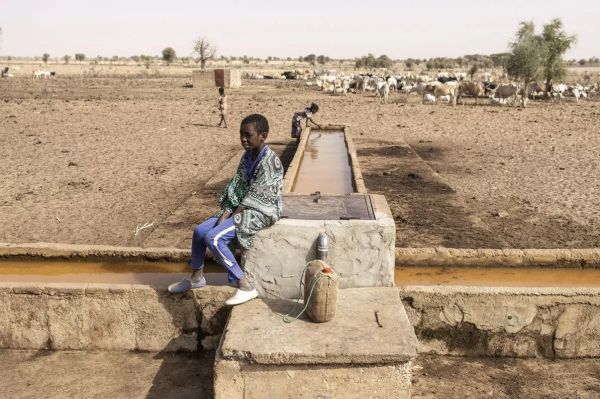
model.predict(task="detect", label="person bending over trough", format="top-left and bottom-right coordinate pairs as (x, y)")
top-left (169, 113), bottom-right (284, 305)
top-left (291, 102), bottom-right (321, 143)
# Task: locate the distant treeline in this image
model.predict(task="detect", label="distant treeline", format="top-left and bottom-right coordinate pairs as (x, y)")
top-left (2, 53), bottom-right (599, 69)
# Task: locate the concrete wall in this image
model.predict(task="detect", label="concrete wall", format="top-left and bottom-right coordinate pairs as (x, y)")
top-left (192, 69), bottom-right (242, 89)
top-left (0, 283), bottom-right (232, 352)
top-left (191, 69), bottom-right (215, 89)
top-left (396, 247), bottom-right (600, 268)
top-left (399, 286), bottom-right (600, 358)
top-left (1, 282), bottom-right (599, 358)
top-left (242, 194), bottom-right (396, 299)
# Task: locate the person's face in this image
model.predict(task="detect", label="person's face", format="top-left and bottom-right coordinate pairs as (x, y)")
top-left (240, 123), bottom-right (266, 151)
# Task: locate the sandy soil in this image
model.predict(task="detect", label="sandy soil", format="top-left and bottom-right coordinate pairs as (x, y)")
top-left (2, 73), bottom-right (600, 248)
top-left (1, 350), bottom-right (598, 399)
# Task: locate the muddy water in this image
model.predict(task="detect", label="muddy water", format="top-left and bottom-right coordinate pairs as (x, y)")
top-left (3, 261), bottom-right (600, 289)
top-left (395, 267), bottom-right (600, 288)
top-left (292, 130), bottom-right (354, 194)
top-left (0, 260), bottom-right (228, 287)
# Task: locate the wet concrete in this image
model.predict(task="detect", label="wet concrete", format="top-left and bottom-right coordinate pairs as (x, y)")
top-left (395, 266), bottom-right (600, 287)
top-left (0, 260), bottom-right (228, 287)
top-left (292, 130), bottom-right (354, 194)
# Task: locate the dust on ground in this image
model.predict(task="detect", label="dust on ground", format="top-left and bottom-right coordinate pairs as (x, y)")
top-left (1, 350), bottom-right (598, 399)
top-left (2, 74), bottom-right (600, 248)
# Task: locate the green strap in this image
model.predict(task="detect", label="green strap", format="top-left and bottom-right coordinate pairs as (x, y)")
top-left (283, 263), bottom-right (330, 323)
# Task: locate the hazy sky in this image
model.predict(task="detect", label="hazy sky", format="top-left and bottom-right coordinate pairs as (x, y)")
top-left (1, 0), bottom-right (597, 59)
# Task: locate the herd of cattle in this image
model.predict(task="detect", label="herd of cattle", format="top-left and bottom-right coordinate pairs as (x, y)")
top-left (4, 65), bottom-right (598, 106)
top-left (307, 71), bottom-right (598, 105)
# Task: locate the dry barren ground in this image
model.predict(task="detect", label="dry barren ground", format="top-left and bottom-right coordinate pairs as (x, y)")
top-left (1, 350), bottom-right (598, 399)
top-left (2, 72), bottom-right (600, 248)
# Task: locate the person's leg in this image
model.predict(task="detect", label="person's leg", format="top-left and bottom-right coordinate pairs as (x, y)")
top-left (205, 218), bottom-right (258, 305)
top-left (191, 216), bottom-right (219, 281)
top-left (222, 112), bottom-right (228, 128)
top-left (204, 218), bottom-right (246, 286)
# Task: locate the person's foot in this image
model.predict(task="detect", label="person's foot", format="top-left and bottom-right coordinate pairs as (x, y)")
top-left (225, 288), bottom-right (258, 306)
top-left (167, 277), bottom-right (206, 294)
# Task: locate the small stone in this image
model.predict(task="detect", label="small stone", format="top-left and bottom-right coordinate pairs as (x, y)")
top-left (495, 211), bottom-right (509, 218)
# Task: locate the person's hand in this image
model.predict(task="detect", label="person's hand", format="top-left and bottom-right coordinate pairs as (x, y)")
top-left (217, 211), bottom-right (231, 225)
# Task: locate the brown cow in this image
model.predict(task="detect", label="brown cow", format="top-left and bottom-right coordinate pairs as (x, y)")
top-left (457, 81), bottom-right (485, 105)
top-left (433, 83), bottom-right (458, 105)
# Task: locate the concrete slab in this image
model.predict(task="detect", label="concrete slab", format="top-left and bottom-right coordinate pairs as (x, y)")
top-left (215, 287), bottom-right (417, 398)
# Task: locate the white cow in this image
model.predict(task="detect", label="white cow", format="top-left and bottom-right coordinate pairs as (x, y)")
top-left (386, 77), bottom-right (397, 92)
top-left (551, 83), bottom-right (568, 100)
top-left (423, 93), bottom-right (437, 104)
top-left (33, 70), bottom-right (51, 79)
top-left (376, 82), bottom-right (390, 103)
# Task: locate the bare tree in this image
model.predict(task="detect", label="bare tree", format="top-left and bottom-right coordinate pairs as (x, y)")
top-left (192, 37), bottom-right (216, 69)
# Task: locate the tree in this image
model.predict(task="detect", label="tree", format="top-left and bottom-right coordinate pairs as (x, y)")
top-left (192, 37), bottom-right (216, 69)
top-left (316, 55), bottom-right (330, 65)
top-left (540, 18), bottom-right (576, 94)
top-left (376, 54), bottom-right (393, 69)
top-left (162, 47), bottom-right (176, 65)
top-left (63, 54), bottom-right (71, 64)
top-left (75, 53), bottom-right (86, 62)
top-left (469, 64), bottom-right (479, 80)
top-left (42, 53), bottom-right (50, 64)
top-left (303, 54), bottom-right (316, 64)
top-left (506, 21), bottom-right (544, 107)
top-left (130, 55), bottom-right (141, 63)
top-left (140, 55), bottom-right (152, 69)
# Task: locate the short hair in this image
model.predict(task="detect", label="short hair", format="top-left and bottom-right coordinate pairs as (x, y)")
top-left (241, 113), bottom-right (269, 134)
top-left (310, 102), bottom-right (319, 112)
top-left (218, 87), bottom-right (225, 94)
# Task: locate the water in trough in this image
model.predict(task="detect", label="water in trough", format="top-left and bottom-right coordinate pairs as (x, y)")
top-left (291, 130), bottom-right (354, 195)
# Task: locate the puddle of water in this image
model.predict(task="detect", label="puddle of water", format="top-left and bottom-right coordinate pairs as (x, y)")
top-left (292, 130), bottom-right (354, 194)
top-left (0, 260), bottom-right (228, 287)
top-left (395, 266), bottom-right (600, 288)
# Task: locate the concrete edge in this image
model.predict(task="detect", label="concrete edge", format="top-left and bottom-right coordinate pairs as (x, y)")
top-left (282, 127), bottom-right (311, 193)
top-left (344, 125), bottom-right (368, 194)
top-left (398, 284), bottom-right (600, 296)
top-left (3, 242), bottom-right (600, 268)
top-left (0, 242), bottom-right (190, 261)
top-left (396, 247), bottom-right (600, 268)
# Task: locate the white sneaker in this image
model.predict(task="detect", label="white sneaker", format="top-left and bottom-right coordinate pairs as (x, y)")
top-left (167, 277), bottom-right (206, 294)
top-left (225, 288), bottom-right (258, 306)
